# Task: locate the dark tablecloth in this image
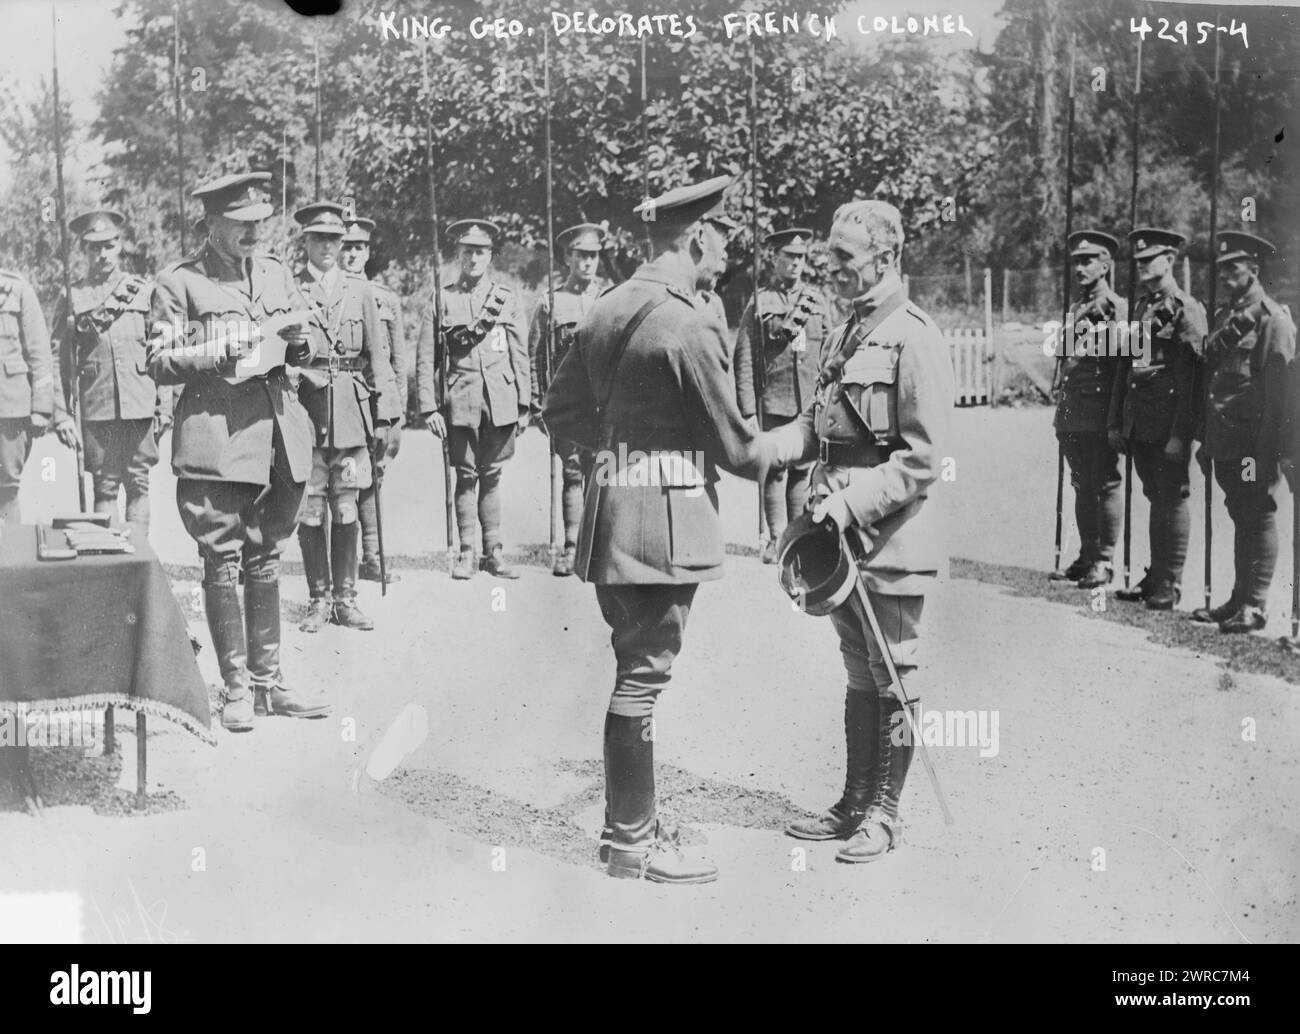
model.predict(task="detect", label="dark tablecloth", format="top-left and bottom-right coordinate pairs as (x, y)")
top-left (0, 522), bottom-right (214, 744)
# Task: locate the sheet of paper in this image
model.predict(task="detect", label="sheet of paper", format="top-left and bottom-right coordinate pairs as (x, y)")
top-left (228, 309), bottom-right (309, 381)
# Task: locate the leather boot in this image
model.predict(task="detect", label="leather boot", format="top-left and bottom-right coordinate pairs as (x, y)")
top-left (603, 713), bottom-right (717, 884)
top-left (205, 583), bottom-right (253, 732)
top-left (759, 536), bottom-right (780, 564)
top-left (1144, 579), bottom-right (1180, 611)
top-left (244, 572), bottom-right (281, 718)
top-left (1219, 604), bottom-right (1266, 634)
top-left (1115, 567), bottom-right (1154, 602)
top-left (1048, 556), bottom-right (1090, 582)
top-left (329, 522), bottom-right (374, 630)
top-left (1075, 561), bottom-right (1113, 589)
top-left (837, 698), bottom-right (913, 863)
top-left (786, 691), bottom-right (878, 839)
top-left (452, 548), bottom-right (477, 580)
top-left (481, 543), bottom-right (519, 579)
top-left (1191, 594), bottom-right (1239, 624)
top-left (261, 681), bottom-right (332, 718)
top-left (298, 523), bottom-right (332, 633)
top-left (552, 545), bottom-right (575, 577)
top-left (359, 557), bottom-right (400, 584)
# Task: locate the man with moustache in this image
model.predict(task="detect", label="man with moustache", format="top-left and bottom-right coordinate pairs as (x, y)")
top-left (1052, 231), bottom-right (1128, 589)
top-left (733, 228), bottom-right (826, 562)
top-left (1192, 232), bottom-right (1296, 632)
top-left (543, 176), bottom-right (776, 884)
top-left (147, 172), bottom-right (329, 731)
top-left (528, 222), bottom-right (610, 576)
top-left (340, 215), bottom-right (407, 586)
top-left (50, 210), bottom-right (172, 534)
top-left (1108, 229), bottom-right (1206, 610)
top-left (770, 200), bottom-right (953, 863)
top-left (292, 202), bottom-right (399, 633)
top-left (415, 219), bottom-right (529, 580)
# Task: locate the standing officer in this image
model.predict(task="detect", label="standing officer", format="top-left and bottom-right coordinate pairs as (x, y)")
top-left (734, 228), bottom-right (826, 562)
top-left (1192, 232), bottom-right (1296, 632)
top-left (529, 222), bottom-right (609, 576)
top-left (0, 269), bottom-right (65, 524)
top-left (340, 215), bottom-right (406, 586)
top-left (148, 172), bottom-right (330, 730)
top-left (415, 219), bottom-right (529, 580)
top-left (51, 210), bottom-right (172, 533)
top-left (1052, 230), bottom-right (1127, 589)
top-left (1109, 229), bottom-right (1206, 609)
top-left (544, 176), bottom-right (775, 885)
top-left (770, 200), bottom-right (953, 863)
top-left (292, 202), bottom-right (399, 633)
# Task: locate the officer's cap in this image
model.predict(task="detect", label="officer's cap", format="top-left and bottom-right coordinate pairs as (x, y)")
top-left (294, 201), bottom-right (347, 237)
top-left (1129, 227), bottom-right (1185, 260)
top-left (70, 209), bottom-right (125, 243)
top-left (557, 223), bottom-right (606, 253)
top-left (342, 217), bottom-right (377, 244)
top-left (448, 219), bottom-right (502, 248)
top-left (633, 175), bottom-right (738, 232)
top-left (777, 513), bottom-right (856, 618)
top-left (192, 172), bottom-right (273, 222)
top-left (828, 201), bottom-right (903, 260)
top-left (1068, 230), bottom-right (1119, 260)
top-left (1216, 231), bottom-right (1275, 265)
top-left (766, 228), bottom-right (814, 254)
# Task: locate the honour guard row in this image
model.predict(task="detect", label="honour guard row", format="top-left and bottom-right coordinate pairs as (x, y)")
top-left (1052, 226), bottom-right (1295, 632)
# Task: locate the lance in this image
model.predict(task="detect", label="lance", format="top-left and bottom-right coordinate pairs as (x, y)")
top-left (543, 29), bottom-right (560, 561)
top-left (1205, 22), bottom-right (1222, 614)
top-left (1051, 34), bottom-right (1076, 577)
top-left (50, 5), bottom-right (87, 512)
top-left (749, 41), bottom-right (768, 544)
top-left (423, 45), bottom-right (455, 563)
top-left (173, 1), bottom-right (186, 254)
top-left (1120, 32), bottom-right (1143, 591)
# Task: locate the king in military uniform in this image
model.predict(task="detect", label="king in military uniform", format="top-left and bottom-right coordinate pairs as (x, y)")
top-left (292, 202), bottom-right (400, 633)
top-left (1052, 230), bottom-right (1128, 589)
top-left (544, 176), bottom-right (776, 885)
top-left (769, 200), bottom-right (954, 863)
top-left (529, 222), bottom-right (610, 576)
top-left (51, 210), bottom-right (172, 533)
top-left (415, 219), bottom-right (530, 580)
top-left (0, 269), bottom-right (61, 524)
top-left (1192, 231), bottom-right (1296, 632)
top-left (1109, 229), bottom-right (1206, 610)
top-left (340, 215), bottom-right (407, 585)
top-left (734, 228), bottom-right (826, 562)
top-left (147, 172), bottom-right (330, 730)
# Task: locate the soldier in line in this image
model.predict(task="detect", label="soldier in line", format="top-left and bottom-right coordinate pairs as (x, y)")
top-left (147, 172), bottom-right (330, 731)
top-left (51, 210), bottom-right (172, 534)
top-left (1192, 232), bottom-right (1296, 633)
top-left (1109, 229), bottom-right (1206, 610)
top-left (415, 219), bottom-right (530, 580)
top-left (771, 200), bottom-right (954, 862)
top-left (340, 215), bottom-right (406, 586)
top-left (544, 176), bottom-right (777, 885)
top-left (1051, 230), bottom-right (1128, 589)
top-left (528, 222), bottom-right (610, 577)
top-left (733, 228), bottom-right (826, 563)
top-left (0, 270), bottom-right (66, 525)
top-left (292, 202), bottom-right (400, 633)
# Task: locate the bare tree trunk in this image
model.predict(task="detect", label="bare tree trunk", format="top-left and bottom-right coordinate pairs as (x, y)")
top-left (1036, 0), bottom-right (1065, 265)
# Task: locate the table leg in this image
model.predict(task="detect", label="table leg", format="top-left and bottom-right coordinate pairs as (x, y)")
top-left (104, 705), bottom-right (115, 755)
top-left (135, 712), bottom-right (147, 809)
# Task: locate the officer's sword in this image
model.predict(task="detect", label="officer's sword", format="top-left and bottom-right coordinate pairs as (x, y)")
top-left (840, 526), bottom-right (956, 827)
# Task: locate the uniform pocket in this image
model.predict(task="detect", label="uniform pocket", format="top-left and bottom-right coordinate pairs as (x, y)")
top-left (3, 356), bottom-right (28, 376)
top-left (842, 349), bottom-right (900, 443)
top-left (665, 485), bottom-right (723, 570)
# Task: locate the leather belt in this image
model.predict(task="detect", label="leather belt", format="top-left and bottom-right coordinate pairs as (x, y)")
top-left (818, 437), bottom-right (887, 468)
top-left (310, 356), bottom-right (365, 372)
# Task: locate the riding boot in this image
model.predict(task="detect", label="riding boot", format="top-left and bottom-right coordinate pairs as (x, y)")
top-left (244, 571), bottom-right (280, 717)
top-left (836, 696), bottom-right (913, 862)
top-left (785, 691), bottom-right (878, 839)
top-left (205, 583), bottom-right (252, 732)
top-left (329, 522), bottom-right (374, 630)
top-left (298, 523), bottom-right (332, 632)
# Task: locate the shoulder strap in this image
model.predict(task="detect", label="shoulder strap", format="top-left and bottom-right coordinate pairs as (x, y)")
top-left (818, 289), bottom-right (907, 388)
top-left (596, 296), bottom-right (668, 419)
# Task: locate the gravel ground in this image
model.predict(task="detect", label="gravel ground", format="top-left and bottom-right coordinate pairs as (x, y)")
top-left (3, 406), bottom-right (1297, 943)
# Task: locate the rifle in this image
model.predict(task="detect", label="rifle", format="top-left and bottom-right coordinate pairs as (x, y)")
top-left (173, 1), bottom-right (186, 255)
top-left (1120, 33), bottom-right (1143, 592)
top-left (423, 46), bottom-right (455, 563)
top-left (50, 7), bottom-right (87, 511)
top-left (748, 41), bottom-right (767, 544)
top-left (543, 28), bottom-right (560, 561)
top-left (1204, 25), bottom-right (1222, 613)
top-left (1052, 35), bottom-right (1075, 578)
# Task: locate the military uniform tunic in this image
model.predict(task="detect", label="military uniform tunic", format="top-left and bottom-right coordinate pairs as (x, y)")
top-left (1054, 283), bottom-right (1128, 565)
top-left (1199, 280), bottom-right (1296, 609)
top-left (0, 271), bottom-right (53, 521)
top-left (52, 271), bottom-right (172, 520)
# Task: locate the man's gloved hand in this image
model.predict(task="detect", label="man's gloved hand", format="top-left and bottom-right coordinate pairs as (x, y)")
top-left (1107, 429), bottom-right (1126, 454)
top-left (425, 411), bottom-right (447, 438)
top-left (516, 406), bottom-right (530, 437)
top-left (383, 422), bottom-right (401, 466)
top-left (810, 489), bottom-right (853, 533)
top-left (29, 412), bottom-right (50, 436)
top-left (371, 423), bottom-right (392, 469)
top-left (54, 416), bottom-right (79, 449)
